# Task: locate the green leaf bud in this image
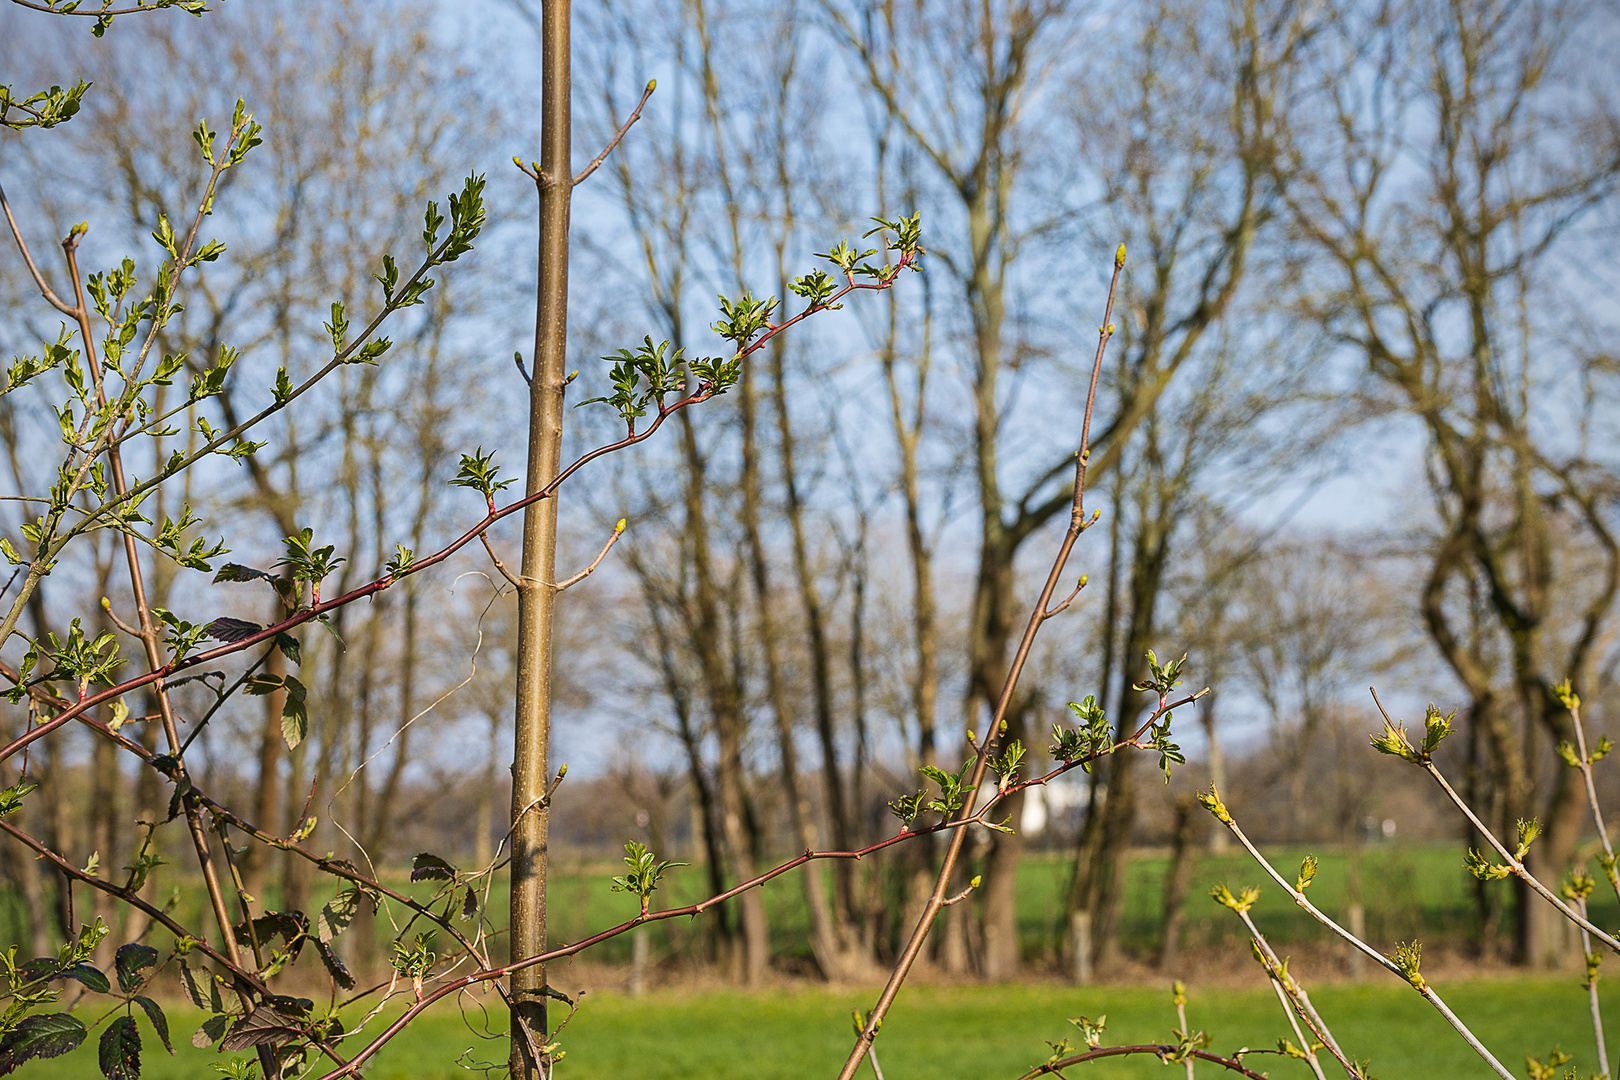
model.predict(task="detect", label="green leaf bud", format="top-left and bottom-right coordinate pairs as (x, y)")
top-left (1195, 788), bottom-right (1231, 824)
top-left (1391, 940), bottom-right (1424, 989)
top-left (1297, 854), bottom-right (1318, 892)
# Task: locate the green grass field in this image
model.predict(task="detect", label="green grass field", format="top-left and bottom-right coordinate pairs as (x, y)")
top-left (9, 842), bottom-right (1609, 1077)
top-left (20, 976), bottom-right (1615, 1078)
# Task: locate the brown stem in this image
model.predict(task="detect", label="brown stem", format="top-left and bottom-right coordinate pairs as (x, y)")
top-left (571, 79), bottom-right (654, 187)
top-left (554, 520), bottom-right (624, 590)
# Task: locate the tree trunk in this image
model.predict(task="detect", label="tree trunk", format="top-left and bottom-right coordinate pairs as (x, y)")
top-left (281, 735), bottom-right (309, 918)
top-left (510, 0), bottom-right (572, 1069)
top-left (971, 534), bottom-right (1020, 979)
top-left (677, 403), bottom-right (770, 984)
top-left (768, 337), bottom-right (858, 935)
top-left (1157, 795), bottom-right (1197, 971)
top-left (1088, 495), bottom-right (1172, 970)
top-left (1, 826), bottom-right (50, 956)
top-left (740, 345), bottom-right (846, 980)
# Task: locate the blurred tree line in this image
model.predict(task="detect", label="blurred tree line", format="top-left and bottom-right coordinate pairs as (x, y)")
top-left (2, 0), bottom-right (1617, 983)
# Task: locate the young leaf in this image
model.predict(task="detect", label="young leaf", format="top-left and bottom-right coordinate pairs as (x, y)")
top-left (1390, 940), bottom-right (1425, 989)
top-left (1297, 854), bottom-right (1318, 892)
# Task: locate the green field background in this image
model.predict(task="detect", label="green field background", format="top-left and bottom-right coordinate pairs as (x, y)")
top-left (8, 842), bottom-right (1612, 1076)
top-left (20, 977), bottom-right (1615, 1079)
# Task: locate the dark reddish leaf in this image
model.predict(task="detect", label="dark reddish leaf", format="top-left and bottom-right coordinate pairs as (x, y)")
top-left (113, 944), bottom-right (158, 994)
top-left (191, 1013), bottom-right (229, 1050)
top-left (0, 1012), bottom-right (88, 1073)
top-left (132, 997), bottom-right (172, 1055)
top-left (220, 1006), bottom-right (302, 1051)
top-left (61, 963), bottom-right (110, 993)
top-left (313, 940), bottom-right (355, 989)
top-left (410, 852), bottom-right (456, 882)
top-left (177, 964), bottom-right (208, 1009)
top-left (98, 1016), bottom-right (140, 1080)
top-left (203, 617), bottom-right (261, 642)
top-left (213, 563), bottom-right (270, 583)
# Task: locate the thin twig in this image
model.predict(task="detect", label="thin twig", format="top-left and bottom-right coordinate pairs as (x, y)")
top-left (1264, 977), bottom-right (1328, 1080)
top-left (1576, 894), bottom-right (1611, 1079)
top-left (555, 519), bottom-right (625, 590)
top-left (1207, 800), bottom-right (1513, 1079)
top-left (1172, 984), bottom-right (1196, 1080)
top-left (1042, 575), bottom-right (1088, 619)
top-left (572, 80), bottom-right (655, 187)
top-left (1368, 688), bottom-right (1620, 956)
top-left (1567, 697), bottom-right (1619, 902)
top-left (0, 182), bottom-right (75, 314)
top-left (479, 532), bottom-right (521, 588)
top-left (1016, 1046), bottom-right (1273, 1079)
top-left (8, 0), bottom-right (190, 16)
top-left (1234, 910), bottom-right (1338, 1079)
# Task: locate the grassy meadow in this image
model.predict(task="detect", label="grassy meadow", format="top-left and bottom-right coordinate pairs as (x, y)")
top-left (19, 977), bottom-right (1614, 1078)
top-left (8, 842), bottom-right (1610, 1077)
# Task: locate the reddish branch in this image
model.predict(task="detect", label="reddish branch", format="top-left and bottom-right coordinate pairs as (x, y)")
top-left (1017, 1045), bottom-right (1273, 1079)
top-left (0, 250), bottom-right (917, 768)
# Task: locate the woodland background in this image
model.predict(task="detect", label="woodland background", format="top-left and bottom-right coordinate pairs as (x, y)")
top-left (2, 0), bottom-right (1619, 991)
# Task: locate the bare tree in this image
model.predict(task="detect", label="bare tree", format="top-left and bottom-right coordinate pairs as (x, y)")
top-left (1277, 0), bottom-right (1620, 965)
